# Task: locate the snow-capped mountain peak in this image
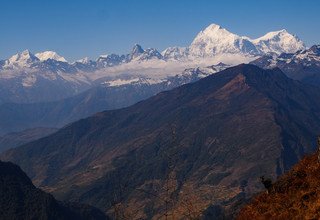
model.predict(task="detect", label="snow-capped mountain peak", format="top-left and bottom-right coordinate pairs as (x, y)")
top-left (308, 45), bottom-right (320, 55)
top-left (253, 29), bottom-right (288, 41)
top-left (204, 23), bottom-right (229, 32)
top-left (129, 44), bottom-right (145, 60)
top-left (35, 51), bottom-right (67, 62)
top-left (252, 29), bottom-right (305, 54)
top-left (134, 48), bottom-right (163, 61)
top-left (189, 23), bottom-right (258, 57)
top-left (194, 23), bottom-right (238, 42)
top-left (162, 47), bottom-right (189, 61)
top-left (5, 50), bottom-right (39, 68)
top-left (96, 54), bottom-right (126, 67)
top-left (76, 57), bottom-right (91, 64)
top-left (251, 44), bottom-right (320, 69)
top-left (9, 50), bottom-right (37, 62)
top-left (292, 45), bottom-right (320, 63)
top-left (187, 24), bottom-right (306, 58)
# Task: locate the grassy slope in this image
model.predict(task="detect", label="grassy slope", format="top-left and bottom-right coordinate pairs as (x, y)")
top-left (238, 151), bottom-right (320, 220)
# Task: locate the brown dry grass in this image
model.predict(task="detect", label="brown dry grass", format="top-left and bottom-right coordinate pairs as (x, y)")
top-left (237, 152), bottom-right (320, 220)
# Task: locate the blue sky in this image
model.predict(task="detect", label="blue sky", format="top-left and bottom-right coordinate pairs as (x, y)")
top-left (1, 0), bottom-right (319, 61)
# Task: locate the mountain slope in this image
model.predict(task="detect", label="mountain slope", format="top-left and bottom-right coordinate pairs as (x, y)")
top-left (0, 160), bottom-right (108, 220)
top-left (238, 150), bottom-right (320, 219)
top-left (0, 64), bottom-right (226, 135)
top-left (0, 128), bottom-right (58, 153)
top-left (2, 64), bottom-right (320, 218)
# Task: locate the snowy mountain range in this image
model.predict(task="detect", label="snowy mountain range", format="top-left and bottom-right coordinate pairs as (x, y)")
top-left (1, 23), bottom-right (305, 70)
top-left (188, 24), bottom-right (304, 57)
top-left (251, 45), bottom-right (320, 85)
top-left (0, 23), bottom-right (306, 103)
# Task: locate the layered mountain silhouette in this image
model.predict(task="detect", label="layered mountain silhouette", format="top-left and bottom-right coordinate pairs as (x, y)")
top-left (2, 64), bottom-right (320, 218)
top-left (0, 160), bottom-right (108, 220)
top-left (0, 64), bottom-right (226, 135)
top-left (238, 150), bottom-right (320, 219)
top-left (0, 127), bottom-right (57, 153)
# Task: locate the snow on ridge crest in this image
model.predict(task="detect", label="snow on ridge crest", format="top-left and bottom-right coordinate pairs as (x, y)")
top-left (187, 23), bottom-right (305, 58)
top-left (35, 51), bottom-right (67, 62)
top-left (0, 23), bottom-right (306, 72)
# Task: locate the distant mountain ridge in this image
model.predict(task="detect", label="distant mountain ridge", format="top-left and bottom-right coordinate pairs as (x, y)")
top-left (1, 24), bottom-right (304, 67)
top-left (188, 24), bottom-right (304, 58)
top-left (251, 45), bottom-right (320, 86)
top-left (0, 63), bottom-right (227, 135)
top-left (0, 23), bottom-right (305, 104)
top-left (0, 127), bottom-right (58, 153)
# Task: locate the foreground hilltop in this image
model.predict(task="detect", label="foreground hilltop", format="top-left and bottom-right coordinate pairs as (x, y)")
top-left (0, 161), bottom-right (108, 220)
top-left (238, 151), bottom-right (320, 219)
